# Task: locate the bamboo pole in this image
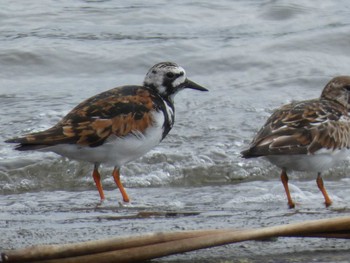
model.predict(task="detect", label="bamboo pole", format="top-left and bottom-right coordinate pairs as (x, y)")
top-left (2, 216), bottom-right (350, 263)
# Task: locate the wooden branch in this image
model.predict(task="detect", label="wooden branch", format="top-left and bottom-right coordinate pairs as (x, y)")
top-left (1, 229), bottom-right (230, 262)
top-left (2, 216), bottom-right (350, 263)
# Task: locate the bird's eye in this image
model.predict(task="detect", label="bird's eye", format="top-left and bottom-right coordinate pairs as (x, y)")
top-left (166, 72), bottom-right (175, 78)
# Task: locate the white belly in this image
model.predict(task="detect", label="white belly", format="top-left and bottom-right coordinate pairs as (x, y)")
top-left (44, 111), bottom-right (165, 167)
top-left (265, 148), bottom-right (350, 172)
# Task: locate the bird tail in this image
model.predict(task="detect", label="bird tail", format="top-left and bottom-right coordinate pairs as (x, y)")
top-left (5, 127), bottom-right (72, 151)
top-left (240, 148), bottom-right (262, 158)
top-left (5, 136), bottom-right (50, 151)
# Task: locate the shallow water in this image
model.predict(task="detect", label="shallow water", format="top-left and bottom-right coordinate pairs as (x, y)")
top-left (1, 0), bottom-right (350, 262)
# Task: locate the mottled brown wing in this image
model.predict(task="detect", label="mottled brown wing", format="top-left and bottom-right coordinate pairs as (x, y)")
top-left (6, 86), bottom-right (158, 150)
top-left (241, 99), bottom-right (349, 157)
top-left (308, 120), bottom-right (350, 153)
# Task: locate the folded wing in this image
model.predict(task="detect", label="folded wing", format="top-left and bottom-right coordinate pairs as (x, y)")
top-left (6, 86), bottom-right (158, 150)
top-left (241, 99), bottom-right (350, 157)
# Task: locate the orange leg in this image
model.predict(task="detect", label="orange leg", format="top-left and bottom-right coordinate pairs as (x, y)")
top-left (92, 164), bottom-right (105, 201)
top-left (280, 169), bottom-right (295, 209)
top-left (112, 167), bottom-right (130, 203)
top-left (316, 173), bottom-right (332, 207)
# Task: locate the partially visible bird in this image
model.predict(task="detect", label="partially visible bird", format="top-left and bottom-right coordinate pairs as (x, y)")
top-left (6, 62), bottom-right (208, 203)
top-left (241, 76), bottom-right (350, 208)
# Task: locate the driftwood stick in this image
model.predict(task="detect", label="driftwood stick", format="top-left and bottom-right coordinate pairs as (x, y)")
top-left (2, 216), bottom-right (350, 263)
top-left (1, 229), bottom-right (229, 262)
top-left (292, 232), bottom-right (350, 239)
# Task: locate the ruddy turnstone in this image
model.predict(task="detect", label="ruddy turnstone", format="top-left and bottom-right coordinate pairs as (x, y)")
top-left (241, 76), bottom-right (350, 208)
top-left (6, 62), bottom-right (208, 203)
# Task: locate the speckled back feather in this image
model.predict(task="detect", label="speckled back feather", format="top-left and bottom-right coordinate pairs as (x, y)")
top-left (6, 86), bottom-right (171, 150)
top-left (242, 76), bottom-right (350, 158)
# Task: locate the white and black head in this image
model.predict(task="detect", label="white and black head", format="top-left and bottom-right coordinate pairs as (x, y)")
top-left (143, 62), bottom-right (208, 100)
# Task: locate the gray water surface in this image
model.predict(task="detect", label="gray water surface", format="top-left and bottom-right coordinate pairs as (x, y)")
top-left (1, 1), bottom-right (350, 262)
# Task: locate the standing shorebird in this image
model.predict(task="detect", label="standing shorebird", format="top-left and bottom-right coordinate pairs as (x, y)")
top-left (241, 76), bottom-right (350, 208)
top-left (6, 62), bottom-right (208, 203)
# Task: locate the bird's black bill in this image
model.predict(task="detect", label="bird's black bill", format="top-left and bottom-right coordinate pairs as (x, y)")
top-left (184, 79), bottom-right (208, 91)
